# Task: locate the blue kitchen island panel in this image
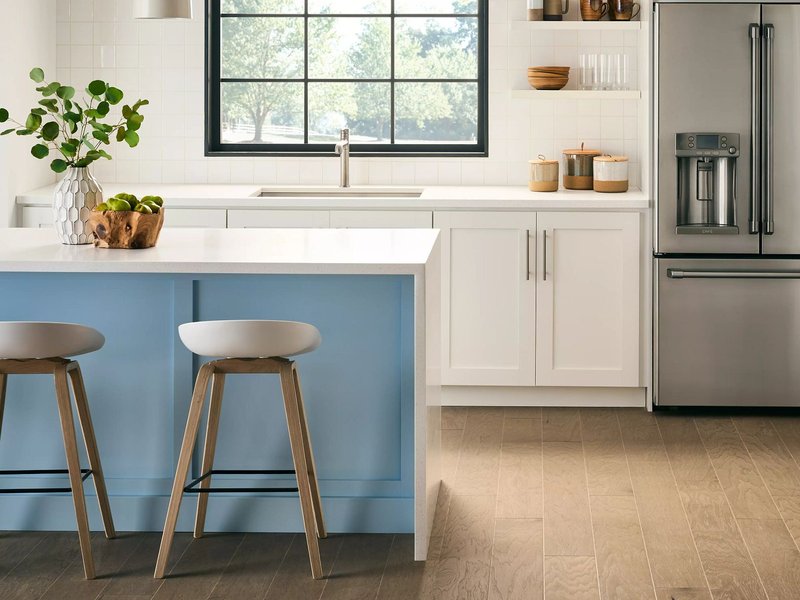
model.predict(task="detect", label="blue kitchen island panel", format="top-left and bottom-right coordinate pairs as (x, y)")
top-left (0, 272), bottom-right (415, 534)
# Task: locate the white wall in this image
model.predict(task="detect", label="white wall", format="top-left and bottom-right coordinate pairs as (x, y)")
top-left (49, 0), bottom-right (640, 189)
top-left (0, 0), bottom-right (57, 227)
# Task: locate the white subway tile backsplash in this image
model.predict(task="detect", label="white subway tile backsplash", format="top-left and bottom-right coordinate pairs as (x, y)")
top-left (53, 0), bottom-right (642, 187)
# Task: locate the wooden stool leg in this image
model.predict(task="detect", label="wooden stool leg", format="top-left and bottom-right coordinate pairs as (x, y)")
top-left (292, 366), bottom-right (326, 539)
top-left (154, 363), bottom-right (214, 579)
top-left (69, 365), bottom-right (116, 539)
top-left (194, 372), bottom-right (226, 539)
top-left (0, 373), bottom-right (6, 440)
top-left (279, 362), bottom-right (323, 580)
top-left (54, 365), bottom-right (95, 580)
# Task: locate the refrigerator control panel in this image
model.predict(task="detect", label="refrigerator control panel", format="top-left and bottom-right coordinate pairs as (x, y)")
top-left (676, 132), bottom-right (740, 157)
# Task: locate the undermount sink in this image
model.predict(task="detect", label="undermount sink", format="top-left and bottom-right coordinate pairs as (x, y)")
top-left (255, 188), bottom-right (422, 199)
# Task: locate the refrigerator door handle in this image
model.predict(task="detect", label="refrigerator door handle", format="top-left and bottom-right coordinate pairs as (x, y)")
top-left (667, 268), bottom-right (800, 280)
top-left (763, 23), bottom-right (775, 235)
top-left (749, 23), bottom-right (761, 235)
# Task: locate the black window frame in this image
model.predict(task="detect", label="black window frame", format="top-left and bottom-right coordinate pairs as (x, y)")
top-left (205, 0), bottom-right (489, 158)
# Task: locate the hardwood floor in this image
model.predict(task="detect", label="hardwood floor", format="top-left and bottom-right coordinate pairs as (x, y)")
top-left (3, 408), bottom-right (800, 599)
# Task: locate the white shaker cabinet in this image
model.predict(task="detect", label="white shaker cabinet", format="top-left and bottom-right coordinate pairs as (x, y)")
top-left (163, 208), bottom-right (227, 228)
top-left (330, 210), bottom-right (432, 228)
top-left (536, 212), bottom-right (640, 387)
top-left (228, 209), bottom-right (330, 228)
top-left (434, 211), bottom-right (537, 386)
top-left (21, 207), bottom-right (53, 228)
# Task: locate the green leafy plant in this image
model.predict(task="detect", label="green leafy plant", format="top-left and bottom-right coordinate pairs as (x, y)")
top-left (0, 67), bottom-right (149, 173)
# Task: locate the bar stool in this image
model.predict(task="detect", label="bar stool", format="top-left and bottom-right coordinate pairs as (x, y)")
top-left (0, 322), bottom-right (116, 580)
top-left (154, 320), bottom-right (326, 579)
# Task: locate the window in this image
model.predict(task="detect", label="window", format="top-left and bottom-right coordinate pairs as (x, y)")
top-left (206, 0), bottom-right (488, 156)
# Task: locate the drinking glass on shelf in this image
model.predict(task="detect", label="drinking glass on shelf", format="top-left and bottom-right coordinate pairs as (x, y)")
top-left (579, 54), bottom-right (595, 90)
top-left (614, 53), bottom-right (630, 90)
top-left (598, 53), bottom-right (609, 90)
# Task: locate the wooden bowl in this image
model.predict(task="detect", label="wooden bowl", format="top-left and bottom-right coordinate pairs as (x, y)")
top-left (528, 75), bottom-right (569, 90)
top-left (528, 66), bottom-right (570, 75)
top-left (88, 209), bottom-right (165, 249)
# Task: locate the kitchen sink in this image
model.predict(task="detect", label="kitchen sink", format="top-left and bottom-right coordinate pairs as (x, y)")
top-left (255, 188), bottom-right (422, 199)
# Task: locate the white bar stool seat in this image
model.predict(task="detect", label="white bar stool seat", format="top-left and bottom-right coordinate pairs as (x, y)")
top-left (0, 321), bottom-right (115, 580)
top-left (177, 320), bottom-right (321, 359)
top-left (0, 322), bottom-right (104, 360)
top-left (155, 319), bottom-right (326, 580)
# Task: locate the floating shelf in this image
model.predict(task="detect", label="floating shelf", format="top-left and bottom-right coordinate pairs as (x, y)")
top-left (511, 20), bottom-right (641, 31)
top-left (512, 89), bottom-right (641, 99)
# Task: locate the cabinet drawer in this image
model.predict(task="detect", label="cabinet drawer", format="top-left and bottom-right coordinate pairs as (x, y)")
top-left (228, 210), bottom-right (330, 228)
top-left (163, 209), bottom-right (227, 228)
top-left (330, 210), bottom-right (432, 228)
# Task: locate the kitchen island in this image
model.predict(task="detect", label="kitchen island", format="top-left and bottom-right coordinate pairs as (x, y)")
top-left (0, 227), bottom-right (441, 560)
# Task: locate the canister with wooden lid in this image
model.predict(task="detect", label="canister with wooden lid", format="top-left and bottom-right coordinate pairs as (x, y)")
top-left (593, 155), bottom-right (629, 193)
top-left (529, 155), bottom-right (559, 192)
top-left (562, 143), bottom-right (602, 190)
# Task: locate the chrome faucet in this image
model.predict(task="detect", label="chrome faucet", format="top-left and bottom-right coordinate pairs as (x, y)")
top-left (334, 128), bottom-right (351, 188)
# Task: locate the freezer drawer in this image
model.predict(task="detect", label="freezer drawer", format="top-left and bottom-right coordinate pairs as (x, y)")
top-left (656, 258), bottom-right (800, 407)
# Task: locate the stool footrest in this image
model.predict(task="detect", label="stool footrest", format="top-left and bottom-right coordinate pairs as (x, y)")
top-left (0, 468), bottom-right (93, 494)
top-left (184, 469), bottom-right (299, 494)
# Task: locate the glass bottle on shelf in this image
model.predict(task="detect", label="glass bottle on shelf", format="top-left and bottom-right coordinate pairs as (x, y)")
top-left (528, 0), bottom-right (544, 20)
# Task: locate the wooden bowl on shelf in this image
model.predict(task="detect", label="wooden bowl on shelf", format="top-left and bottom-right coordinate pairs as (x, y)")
top-left (88, 209), bottom-right (165, 249)
top-left (528, 66), bottom-right (570, 90)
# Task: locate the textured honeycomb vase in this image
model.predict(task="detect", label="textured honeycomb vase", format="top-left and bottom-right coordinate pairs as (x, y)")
top-left (53, 167), bottom-right (103, 245)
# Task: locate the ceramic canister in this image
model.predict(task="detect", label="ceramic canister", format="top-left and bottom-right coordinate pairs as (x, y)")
top-left (529, 155), bottom-right (559, 192)
top-left (593, 155), bottom-right (629, 192)
top-left (562, 143), bottom-right (602, 190)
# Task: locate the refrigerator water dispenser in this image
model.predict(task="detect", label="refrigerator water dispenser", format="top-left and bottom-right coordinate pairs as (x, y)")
top-left (675, 132), bottom-right (740, 234)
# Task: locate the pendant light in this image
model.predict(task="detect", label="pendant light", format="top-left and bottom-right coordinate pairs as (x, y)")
top-left (135, 0), bottom-right (193, 19)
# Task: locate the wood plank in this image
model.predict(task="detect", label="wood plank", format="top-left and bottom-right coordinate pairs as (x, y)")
top-left (264, 534), bottom-right (340, 600)
top-left (655, 589), bottom-right (713, 600)
top-left (504, 407), bottom-right (542, 419)
top-left (589, 495), bottom-right (655, 600)
top-left (319, 534), bottom-right (393, 600)
top-left (580, 410), bottom-right (632, 496)
top-left (207, 533), bottom-right (293, 600)
top-left (432, 494), bottom-right (495, 599)
top-left (489, 518), bottom-right (543, 600)
top-left (0, 531), bottom-right (49, 582)
top-left (497, 418), bottom-right (542, 519)
top-left (441, 407), bottom-right (468, 430)
top-left (734, 417), bottom-right (800, 496)
top-left (452, 408), bottom-right (504, 495)
top-left (152, 533), bottom-right (244, 600)
top-left (737, 518), bottom-right (800, 600)
top-left (0, 532), bottom-right (82, 600)
top-left (543, 408), bottom-right (582, 442)
top-left (376, 535), bottom-right (439, 600)
top-left (694, 417), bottom-right (779, 520)
top-left (773, 495), bottom-right (800, 549)
top-left (101, 533), bottom-right (193, 597)
top-left (619, 412), bottom-right (707, 590)
top-left (678, 490), bottom-right (767, 600)
top-left (656, 416), bottom-right (718, 492)
top-left (544, 556), bottom-right (599, 600)
top-left (543, 442), bottom-right (594, 556)
top-left (770, 416), bottom-right (800, 468)
top-left (39, 532), bottom-right (143, 600)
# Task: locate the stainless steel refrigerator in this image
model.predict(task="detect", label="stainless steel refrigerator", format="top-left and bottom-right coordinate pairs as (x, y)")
top-left (654, 2), bottom-right (800, 407)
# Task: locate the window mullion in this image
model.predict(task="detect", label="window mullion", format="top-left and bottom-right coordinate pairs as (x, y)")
top-left (390, 0), bottom-right (396, 144)
top-left (304, 0), bottom-right (309, 145)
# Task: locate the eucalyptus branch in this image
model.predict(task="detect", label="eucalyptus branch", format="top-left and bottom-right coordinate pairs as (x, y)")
top-left (0, 67), bottom-right (148, 173)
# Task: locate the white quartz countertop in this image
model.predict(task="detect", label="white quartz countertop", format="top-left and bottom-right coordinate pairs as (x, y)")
top-left (0, 228), bottom-right (439, 275)
top-left (17, 184), bottom-right (650, 210)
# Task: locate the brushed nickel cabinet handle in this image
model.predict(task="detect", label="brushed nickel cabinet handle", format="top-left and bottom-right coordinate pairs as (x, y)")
top-left (542, 229), bottom-right (547, 282)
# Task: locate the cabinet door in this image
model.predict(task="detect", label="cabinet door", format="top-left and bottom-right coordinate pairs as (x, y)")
top-left (21, 207), bottom-right (52, 228)
top-left (330, 210), bottom-right (432, 228)
top-left (435, 211), bottom-right (537, 386)
top-left (536, 212), bottom-right (640, 387)
top-left (228, 210), bottom-right (330, 228)
top-left (163, 209), bottom-right (227, 228)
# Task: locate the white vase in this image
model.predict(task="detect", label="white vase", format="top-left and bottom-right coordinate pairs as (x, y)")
top-left (53, 167), bottom-right (103, 245)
